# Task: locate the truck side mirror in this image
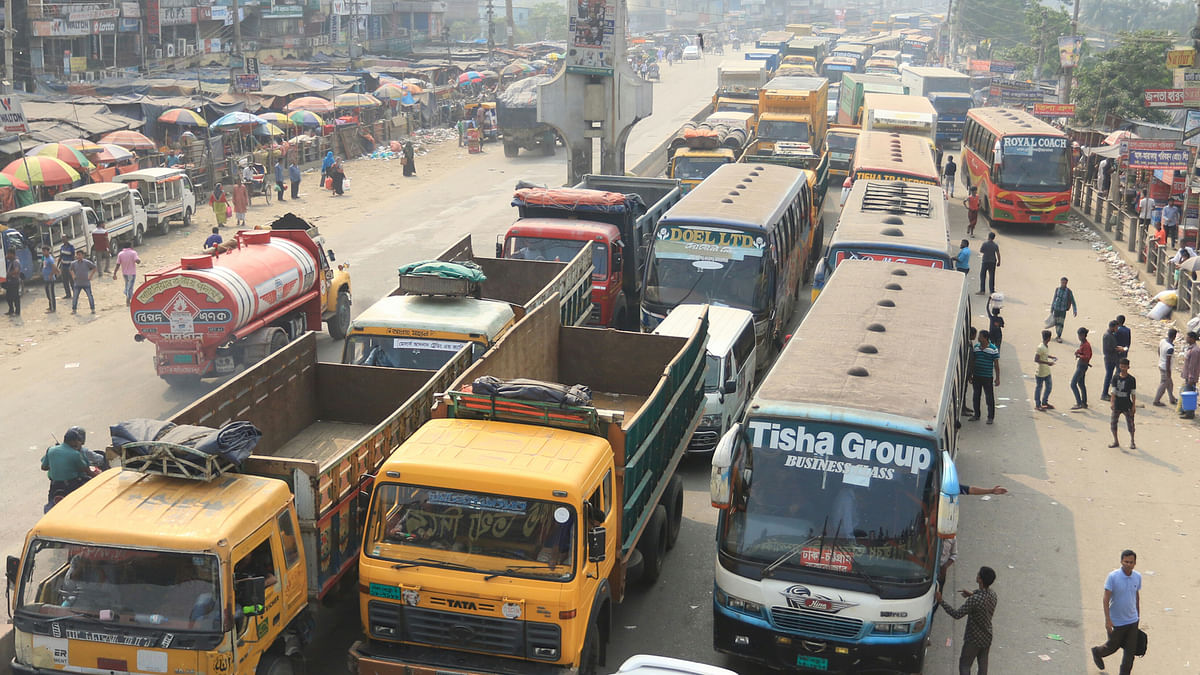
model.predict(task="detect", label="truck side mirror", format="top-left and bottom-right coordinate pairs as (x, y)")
top-left (235, 576), bottom-right (266, 616)
top-left (495, 234), bottom-right (504, 258)
top-left (710, 423), bottom-right (741, 509)
top-left (326, 250), bottom-right (336, 262)
top-left (722, 377), bottom-right (737, 395)
top-left (937, 450), bottom-right (960, 538)
top-left (7, 555), bottom-right (18, 586)
top-left (587, 526), bottom-right (607, 562)
top-left (612, 250), bottom-right (622, 269)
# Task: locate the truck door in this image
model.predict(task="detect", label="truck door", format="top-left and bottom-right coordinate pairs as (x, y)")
top-left (232, 528), bottom-right (284, 667)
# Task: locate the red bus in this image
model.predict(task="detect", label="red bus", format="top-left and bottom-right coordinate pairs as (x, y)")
top-left (962, 107), bottom-right (1072, 227)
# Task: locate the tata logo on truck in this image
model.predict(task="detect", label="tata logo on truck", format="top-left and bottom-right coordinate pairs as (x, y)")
top-left (747, 420), bottom-right (932, 475)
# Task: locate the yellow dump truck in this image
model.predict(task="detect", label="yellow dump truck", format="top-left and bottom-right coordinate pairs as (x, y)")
top-left (740, 75), bottom-right (830, 198)
top-left (7, 332), bottom-right (469, 675)
top-left (349, 297), bottom-right (708, 675)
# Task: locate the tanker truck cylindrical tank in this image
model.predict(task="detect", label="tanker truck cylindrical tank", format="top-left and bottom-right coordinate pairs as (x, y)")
top-left (130, 232), bottom-right (318, 351)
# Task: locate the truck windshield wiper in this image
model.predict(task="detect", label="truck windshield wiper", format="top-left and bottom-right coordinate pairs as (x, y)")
top-left (483, 564), bottom-right (560, 581)
top-left (41, 608), bottom-right (99, 623)
top-left (846, 566), bottom-right (884, 596)
top-left (391, 557), bottom-right (477, 573)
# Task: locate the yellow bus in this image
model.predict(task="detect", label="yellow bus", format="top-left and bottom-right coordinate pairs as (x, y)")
top-left (851, 130), bottom-right (940, 185)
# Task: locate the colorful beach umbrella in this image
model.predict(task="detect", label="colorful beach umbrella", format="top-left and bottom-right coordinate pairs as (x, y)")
top-left (95, 143), bottom-right (134, 162)
top-left (287, 110), bottom-right (325, 127)
top-left (212, 111), bottom-right (264, 130)
top-left (60, 138), bottom-right (105, 153)
top-left (253, 123), bottom-right (286, 137)
top-left (0, 172), bottom-right (30, 191)
top-left (333, 92), bottom-right (382, 108)
top-left (257, 112), bottom-right (293, 127)
top-left (374, 83), bottom-right (410, 100)
top-left (100, 130), bottom-right (156, 150)
top-left (2, 156), bottom-right (81, 187)
top-left (286, 96), bottom-right (336, 114)
top-left (158, 108), bottom-right (208, 127)
top-left (458, 71), bottom-right (483, 85)
top-left (401, 81), bottom-right (424, 94)
top-left (28, 143), bottom-right (94, 172)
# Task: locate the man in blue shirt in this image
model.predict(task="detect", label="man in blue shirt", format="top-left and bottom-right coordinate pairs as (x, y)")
top-left (288, 161), bottom-right (302, 200)
top-left (1161, 198), bottom-right (1181, 247)
top-left (956, 239), bottom-right (970, 275)
top-left (274, 159), bottom-right (286, 201)
top-left (969, 330), bottom-right (1001, 424)
top-left (1092, 549), bottom-right (1142, 674)
top-left (204, 227), bottom-right (223, 250)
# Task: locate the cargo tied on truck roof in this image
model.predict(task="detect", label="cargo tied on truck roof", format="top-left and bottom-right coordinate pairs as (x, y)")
top-left (130, 213), bottom-right (352, 387)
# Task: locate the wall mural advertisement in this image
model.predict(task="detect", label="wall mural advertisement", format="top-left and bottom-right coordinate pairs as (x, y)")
top-left (567, 0), bottom-right (615, 76)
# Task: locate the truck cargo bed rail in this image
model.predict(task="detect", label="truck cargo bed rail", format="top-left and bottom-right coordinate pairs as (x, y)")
top-left (116, 443), bottom-right (238, 481)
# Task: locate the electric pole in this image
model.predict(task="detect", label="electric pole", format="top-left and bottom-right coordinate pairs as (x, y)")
top-left (232, 0), bottom-right (242, 57)
top-left (945, 0), bottom-right (954, 65)
top-left (1061, 0), bottom-right (1079, 103)
top-left (486, 0), bottom-right (495, 63)
top-left (505, 0), bottom-right (514, 48)
top-left (4, 0), bottom-right (14, 83)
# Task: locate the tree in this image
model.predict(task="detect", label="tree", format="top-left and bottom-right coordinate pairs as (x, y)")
top-left (1080, 0), bottom-right (1191, 37)
top-left (1071, 31), bottom-right (1173, 125)
top-left (993, 4), bottom-right (1071, 80)
top-left (956, 0), bottom-right (1029, 52)
top-left (527, 2), bottom-right (568, 41)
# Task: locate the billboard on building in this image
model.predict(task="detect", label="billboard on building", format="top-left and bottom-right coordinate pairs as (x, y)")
top-left (567, 0), bottom-right (615, 75)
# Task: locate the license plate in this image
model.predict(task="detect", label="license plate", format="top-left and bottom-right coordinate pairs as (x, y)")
top-left (215, 356), bottom-right (236, 372)
top-left (1029, 215), bottom-right (1041, 221)
top-left (796, 655), bottom-right (828, 670)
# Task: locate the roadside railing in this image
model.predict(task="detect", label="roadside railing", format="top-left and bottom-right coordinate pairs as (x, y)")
top-left (1071, 177), bottom-right (1195, 323)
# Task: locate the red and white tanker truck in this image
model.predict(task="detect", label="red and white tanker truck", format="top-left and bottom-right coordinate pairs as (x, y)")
top-left (131, 214), bottom-right (352, 386)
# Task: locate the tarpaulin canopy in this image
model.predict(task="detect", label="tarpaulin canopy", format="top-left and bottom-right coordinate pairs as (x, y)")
top-left (513, 187), bottom-right (644, 213)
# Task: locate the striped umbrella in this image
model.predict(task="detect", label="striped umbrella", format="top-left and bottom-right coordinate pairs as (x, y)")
top-left (2, 156), bottom-right (81, 187)
top-left (211, 111), bottom-right (264, 130)
top-left (60, 138), bottom-right (105, 153)
top-left (374, 83), bottom-right (410, 100)
top-left (253, 123), bottom-right (286, 137)
top-left (0, 171), bottom-right (30, 191)
top-left (100, 130), bottom-right (156, 150)
top-left (257, 112), bottom-right (293, 127)
top-left (457, 71), bottom-right (484, 85)
top-left (287, 110), bottom-right (325, 127)
top-left (286, 96), bottom-right (336, 114)
top-left (28, 143), bottom-right (94, 172)
top-left (401, 81), bottom-right (424, 94)
top-left (158, 108), bottom-right (208, 127)
top-left (95, 143), bottom-right (134, 162)
top-left (333, 92), bottom-right (382, 108)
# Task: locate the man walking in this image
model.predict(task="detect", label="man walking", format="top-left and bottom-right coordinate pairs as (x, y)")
top-left (1153, 328), bottom-right (1178, 407)
top-left (113, 243), bottom-right (140, 307)
top-left (1034, 330), bottom-right (1056, 411)
top-left (1101, 320), bottom-right (1121, 401)
top-left (4, 250), bottom-right (20, 316)
top-left (232, 180), bottom-right (249, 228)
top-left (942, 155), bottom-right (958, 197)
top-left (970, 329), bottom-right (1000, 424)
top-left (40, 245), bottom-right (57, 313)
top-left (1115, 314), bottom-right (1132, 358)
top-left (274, 158), bottom-right (286, 201)
top-left (1092, 550), bottom-right (1142, 675)
top-left (90, 222), bottom-right (111, 275)
top-left (978, 232), bottom-right (1000, 295)
top-left (938, 566), bottom-right (998, 675)
top-left (1182, 331), bottom-right (1199, 419)
top-left (1137, 190), bottom-right (1153, 229)
top-left (69, 249), bottom-right (96, 314)
top-left (1049, 277), bottom-right (1077, 342)
top-left (1071, 327), bottom-right (1092, 410)
top-left (964, 186), bottom-right (980, 237)
top-left (57, 234), bottom-right (75, 300)
top-left (1161, 198), bottom-right (1181, 248)
top-left (956, 239), bottom-right (971, 274)
top-left (1109, 358), bottom-right (1136, 448)
top-left (289, 160), bottom-right (302, 199)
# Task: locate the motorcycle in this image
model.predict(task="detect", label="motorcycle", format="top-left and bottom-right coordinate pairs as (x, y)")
top-left (647, 63), bottom-right (661, 81)
top-left (43, 427), bottom-right (108, 513)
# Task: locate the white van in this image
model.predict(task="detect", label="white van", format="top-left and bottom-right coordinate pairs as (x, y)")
top-left (55, 182), bottom-right (149, 249)
top-left (653, 304), bottom-right (756, 453)
top-left (115, 167), bottom-right (195, 235)
top-left (0, 201), bottom-right (95, 262)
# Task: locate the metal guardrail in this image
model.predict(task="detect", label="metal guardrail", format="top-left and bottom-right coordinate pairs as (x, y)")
top-left (1071, 177), bottom-right (1195, 325)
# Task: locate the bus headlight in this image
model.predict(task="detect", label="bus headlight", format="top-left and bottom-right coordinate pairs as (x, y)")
top-left (716, 588), bottom-right (763, 617)
top-left (871, 617), bottom-right (927, 635)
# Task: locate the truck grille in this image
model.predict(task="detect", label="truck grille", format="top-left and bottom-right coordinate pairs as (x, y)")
top-left (689, 428), bottom-right (720, 451)
top-left (770, 606), bottom-right (864, 640)
top-left (367, 601), bottom-right (560, 659)
top-left (588, 305), bottom-right (603, 325)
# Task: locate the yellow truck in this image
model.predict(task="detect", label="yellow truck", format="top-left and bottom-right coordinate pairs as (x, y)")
top-left (740, 75), bottom-right (830, 199)
top-left (6, 332), bottom-right (470, 675)
top-left (342, 234), bottom-right (593, 369)
top-left (348, 297), bottom-right (708, 675)
top-left (667, 112), bottom-right (755, 192)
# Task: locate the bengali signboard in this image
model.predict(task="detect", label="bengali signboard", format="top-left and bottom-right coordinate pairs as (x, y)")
top-left (146, 0), bottom-right (160, 33)
top-left (1127, 148), bottom-right (1190, 170)
top-left (989, 60), bottom-right (1016, 74)
top-left (1168, 48), bottom-right (1196, 69)
top-left (1032, 103), bottom-right (1074, 117)
top-left (1144, 88), bottom-right (1186, 108)
top-left (567, 0), bottom-right (616, 76)
top-left (969, 59), bottom-right (990, 73)
top-left (69, 7), bottom-right (120, 21)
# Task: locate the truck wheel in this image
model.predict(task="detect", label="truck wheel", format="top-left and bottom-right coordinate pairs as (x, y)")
top-left (636, 505), bottom-right (668, 585)
top-left (664, 475), bottom-right (684, 550)
top-left (540, 139), bottom-right (555, 156)
top-left (158, 217), bottom-right (170, 236)
top-left (327, 291), bottom-right (351, 340)
top-left (161, 373), bottom-right (203, 388)
top-left (269, 329), bottom-right (290, 354)
top-left (133, 226), bottom-right (144, 247)
top-left (183, 208), bottom-right (192, 227)
top-left (256, 655), bottom-right (296, 675)
top-left (503, 141), bottom-right (519, 158)
top-left (579, 619), bottom-right (601, 675)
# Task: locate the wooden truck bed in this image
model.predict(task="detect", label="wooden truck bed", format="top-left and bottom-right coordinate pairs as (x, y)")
top-left (275, 420), bottom-right (374, 463)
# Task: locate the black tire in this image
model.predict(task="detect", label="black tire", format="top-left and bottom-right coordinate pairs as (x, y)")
top-left (636, 505), bottom-right (668, 585)
top-left (503, 141), bottom-right (519, 158)
top-left (161, 373), bottom-right (203, 388)
top-left (981, 198), bottom-right (992, 226)
top-left (664, 474), bottom-right (684, 550)
top-left (109, 239), bottom-right (120, 256)
top-left (182, 208), bottom-right (192, 228)
top-left (327, 291), bottom-right (351, 340)
top-left (269, 329), bottom-right (290, 353)
top-left (158, 217), bottom-right (170, 236)
top-left (578, 619), bottom-right (601, 675)
top-left (256, 655), bottom-right (296, 675)
top-left (540, 136), bottom-right (556, 156)
top-left (133, 226), bottom-right (144, 247)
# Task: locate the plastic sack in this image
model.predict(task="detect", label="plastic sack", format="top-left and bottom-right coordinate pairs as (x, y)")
top-left (343, 177), bottom-right (351, 191)
top-left (1148, 301), bottom-right (1172, 320)
top-left (225, 204), bottom-right (232, 218)
top-left (1043, 312), bottom-right (1056, 328)
top-left (1154, 289), bottom-right (1178, 307)
top-left (989, 292), bottom-right (1005, 309)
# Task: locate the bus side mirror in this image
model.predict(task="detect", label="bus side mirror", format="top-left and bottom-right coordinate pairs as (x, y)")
top-left (587, 527), bottom-right (607, 563)
top-left (710, 423), bottom-right (741, 509)
top-left (495, 234), bottom-right (504, 258)
top-left (7, 555), bottom-right (18, 586)
top-left (937, 450), bottom-right (960, 538)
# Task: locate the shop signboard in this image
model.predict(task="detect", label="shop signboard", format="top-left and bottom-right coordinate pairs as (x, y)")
top-left (1144, 88), bottom-right (1186, 108)
top-left (160, 7), bottom-right (197, 25)
top-left (70, 7), bottom-right (120, 21)
top-left (121, 2), bottom-right (140, 17)
top-left (119, 17), bottom-right (139, 30)
top-left (146, 0), bottom-right (160, 33)
top-left (32, 19), bottom-right (92, 36)
top-left (1128, 148), bottom-right (1189, 170)
top-left (0, 97), bottom-right (29, 134)
top-left (989, 60), bottom-right (1015, 74)
top-left (1167, 48), bottom-right (1196, 69)
top-left (1185, 110), bottom-right (1200, 148)
top-left (92, 19), bottom-right (118, 32)
top-left (969, 59), bottom-right (990, 73)
top-left (1032, 103), bottom-right (1074, 117)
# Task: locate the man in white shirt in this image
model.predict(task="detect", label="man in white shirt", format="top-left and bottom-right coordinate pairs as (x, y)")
top-left (1153, 328), bottom-right (1178, 407)
top-left (1137, 190), bottom-right (1153, 228)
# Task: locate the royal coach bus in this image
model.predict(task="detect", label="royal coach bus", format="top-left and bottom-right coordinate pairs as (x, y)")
top-left (962, 107), bottom-right (1072, 227)
top-left (642, 163), bottom-right (816, 373)
top-left (812, 179), bottom-right (953, 299)
top-left (710, 260), bottom-right (969, 674)
top-left (851, 130), bottom-right (940, 185)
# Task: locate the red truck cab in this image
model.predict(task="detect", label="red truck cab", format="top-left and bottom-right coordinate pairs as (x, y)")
top-left (499, 219), bottom-right (624, 326)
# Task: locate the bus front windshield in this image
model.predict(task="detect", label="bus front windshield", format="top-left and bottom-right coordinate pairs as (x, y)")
top-left (719, 421), bottom-right (938, 585)
top-left (365, 484), bottom-right (575, 581)
top-left (345, 335), bottom-right (471, 369)
top-left (999, 135), bottom-right (1071, 192)
top-left (644, 224), bottom-right (771, 314)
top-left (757, 120), bottom-right (810, 143)
top-left (674, 156), bottom-right (731, 181)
